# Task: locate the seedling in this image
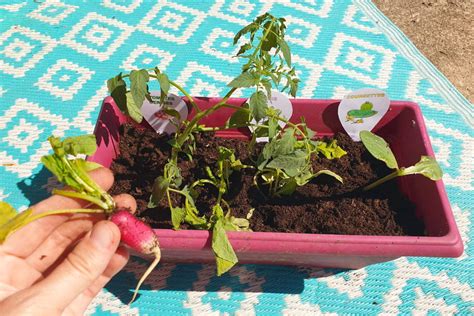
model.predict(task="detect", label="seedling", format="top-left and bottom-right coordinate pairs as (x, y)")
top-left (256, 125), bottom-right (344, 197)
top-left (360, 130), bottom-right (442, 190)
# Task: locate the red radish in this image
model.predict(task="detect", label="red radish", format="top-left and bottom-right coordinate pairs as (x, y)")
top-left (109, 209), bottom-right (161, 304)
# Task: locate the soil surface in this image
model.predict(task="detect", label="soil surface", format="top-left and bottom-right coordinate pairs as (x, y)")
top-left (374, 0), bottom-right (473, 102)
top-left (109, 124), bottom-right (425, 236)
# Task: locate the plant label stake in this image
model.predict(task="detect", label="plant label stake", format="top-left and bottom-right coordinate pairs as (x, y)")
top-left (141, 91), bottom-right (188, 134)
top-left (250, 90), bottom-right (293, 143)
top-left (338, 88), bottom-right (389, 141)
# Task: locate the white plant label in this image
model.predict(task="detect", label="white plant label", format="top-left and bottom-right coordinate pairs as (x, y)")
top-left (141, 91), bottom-right (188, 134)
top-left (249, 90), bottom-right (293, 143)
top-left (338, 88), bottom-right (389, 141)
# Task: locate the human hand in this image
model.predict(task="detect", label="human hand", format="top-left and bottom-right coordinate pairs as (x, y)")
top-left (0, 168), bottom-right (136, 315)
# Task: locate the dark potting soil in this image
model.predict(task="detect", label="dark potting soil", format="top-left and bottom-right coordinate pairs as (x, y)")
top-left (109, 124), bottom-right (425, 236)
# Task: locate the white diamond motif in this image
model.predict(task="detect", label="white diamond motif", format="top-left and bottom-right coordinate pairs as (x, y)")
top-left (4, 118), bottom-right (43, 154)
top-left (0, 26), bottom-right (56, 77)
top-left (285, 16), bottom-right (321, 49)
top-left (1, 38), bottom-right (34, 62)
top-left (229, 0), bottom-right (255, 15)
top-left (0, 99), bottom-right (69, 177)
top-left (345, 47), bottom-right (374, 72)
top-left (27, 2), bottom-right (77, 25)
top-left (35, 59), bottom-right (95, 101)
top-left (159, 11), bottom-right (183, 31)
top-left (122, 44), bottom-right (174, 71)
top-left (82, 24), bottom-right (113, 46)
top-left (102, 0), bottom-right (142, 14)
top-left (325, 33), bottom-right (396, 88)
top-left (199, 28), bottom-right (242, 63)
top-left (209, 0), bottom-right (273, 26)
top-left (175, 62), bottom-right (243, 97)
top-left (138, 3), bottom-right (206, 44)
top-left (62, 12), bottom-right (133, 61)
top-left (342, 4), bottom-right (381, 34)
top-left (406, 71), bottom-right (455, 114)
top-left (274, 0), bottom-right (333, 18)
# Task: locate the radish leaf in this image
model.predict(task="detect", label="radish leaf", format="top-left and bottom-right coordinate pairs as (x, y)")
top-left (0, 207), bottom-right (33, 243)
top-left (0, 201), bottom-right (17, 227)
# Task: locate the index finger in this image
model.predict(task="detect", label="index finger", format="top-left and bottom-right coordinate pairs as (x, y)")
top-left (1, 167), bottom-right (114, 258)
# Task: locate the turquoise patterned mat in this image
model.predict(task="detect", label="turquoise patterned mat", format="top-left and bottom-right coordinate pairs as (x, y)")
top-left (0, 0), bottom-right (472, 314)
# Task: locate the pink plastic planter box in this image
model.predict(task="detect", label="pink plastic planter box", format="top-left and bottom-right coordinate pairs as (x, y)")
top-left (89, 96), bottom-right (463, 269)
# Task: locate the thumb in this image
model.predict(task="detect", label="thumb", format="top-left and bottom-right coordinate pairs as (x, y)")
top-left (32, 221), bottom-right (121, 310)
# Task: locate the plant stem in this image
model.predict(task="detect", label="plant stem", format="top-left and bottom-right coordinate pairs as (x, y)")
top-left (24, 209), bottom-right (105, 227)
top-left (52, 189), bottom-right (109, 210)
top-left (198, 124), bottom-right (269, 132)
top-left (169, 80), bottom-right (201, 114)
top-left (251, 17), bottom-right (276, 61)
top-left (166, 190), bottom-right (174, 213)
top-left (363, 170), bottom-right (401, 191)
top-left (61, 157), bottom-right (115, 211)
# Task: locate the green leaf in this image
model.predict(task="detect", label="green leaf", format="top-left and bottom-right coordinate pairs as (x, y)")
top-left (212, 218), bottom-right (238, 276)
top-left (289, 78), bottom-right (299, 98)
top-left (162, 108), bottom-right (181, 120)
top-left (0, 208), bottom-right (33, 243)
top-left (107, 74), bottom-right (122, 93)
top-left (400, 156), bottom-right (442, 180)
top-left (184, 211), bottom-right (209, 229)
top-left (360, 131), bottom-right (398, 169)
top-left (233, 22), bottom-right (258, 45)
top-left (41, 155), bottom-right (83, 192)
top-left (155, 72), bottom-right (170, 95)
top-left (74, 159), bottom-right (102, 172)
top-left (148, 176), bottom-right (169, 208)
top-left (278, 38), bottom-right (291, 67)
top-left (249, 90), bottom-right (268, 122)
top-left (171, 207), bottom-right (185, 230)
top-left (63, 135), bottom-right (97, 156)
top-left (218, 146), bottom-right (234, 161)
top-left (293, 168), bottom-right (313, 186)
top-left (227, 104), bottom-right (250, 128)
top-left (276, 128), bottom-right (296, 155)
top-left (266, 151), bottom-right (307, 177)
top-left (227, 72), bottom-right (260, 88)
top-left (268, 116), bottom-right (279, 139)
top-left (315, 140), bottom-right (347, 159)
top-left (107, 74), bottom-right (127, 112)
top-left (236, 43), bottom-right (252, 56)
top-left (223, 216), bottom-right (250, 231)
top-left (277, 179), bottom-right (297, 195)
top-left (129, 69), bottom-right (149, 110)
top-left (125, 92), bottom-right (143, 123)
top-left (0, 201), bottom-right (17, 227)
top-left (261, 22), bottom-right (278, 51)
top-left (261, 79), bottom-right (272, 98)
top-left (313, 169), bottom-right (343, 183)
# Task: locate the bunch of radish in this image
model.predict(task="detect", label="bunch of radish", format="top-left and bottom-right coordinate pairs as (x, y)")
top-left (0, 135), bottom-right (161, 304)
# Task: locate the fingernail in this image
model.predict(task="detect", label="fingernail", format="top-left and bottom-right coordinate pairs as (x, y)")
top-left (90, 222), bottom-right (113, 249)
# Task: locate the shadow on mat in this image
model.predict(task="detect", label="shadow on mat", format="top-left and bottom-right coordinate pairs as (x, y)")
top-left (17, 166), bottom-right (56, 205)
top-left (106, 258), bottom-right (348, 304)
